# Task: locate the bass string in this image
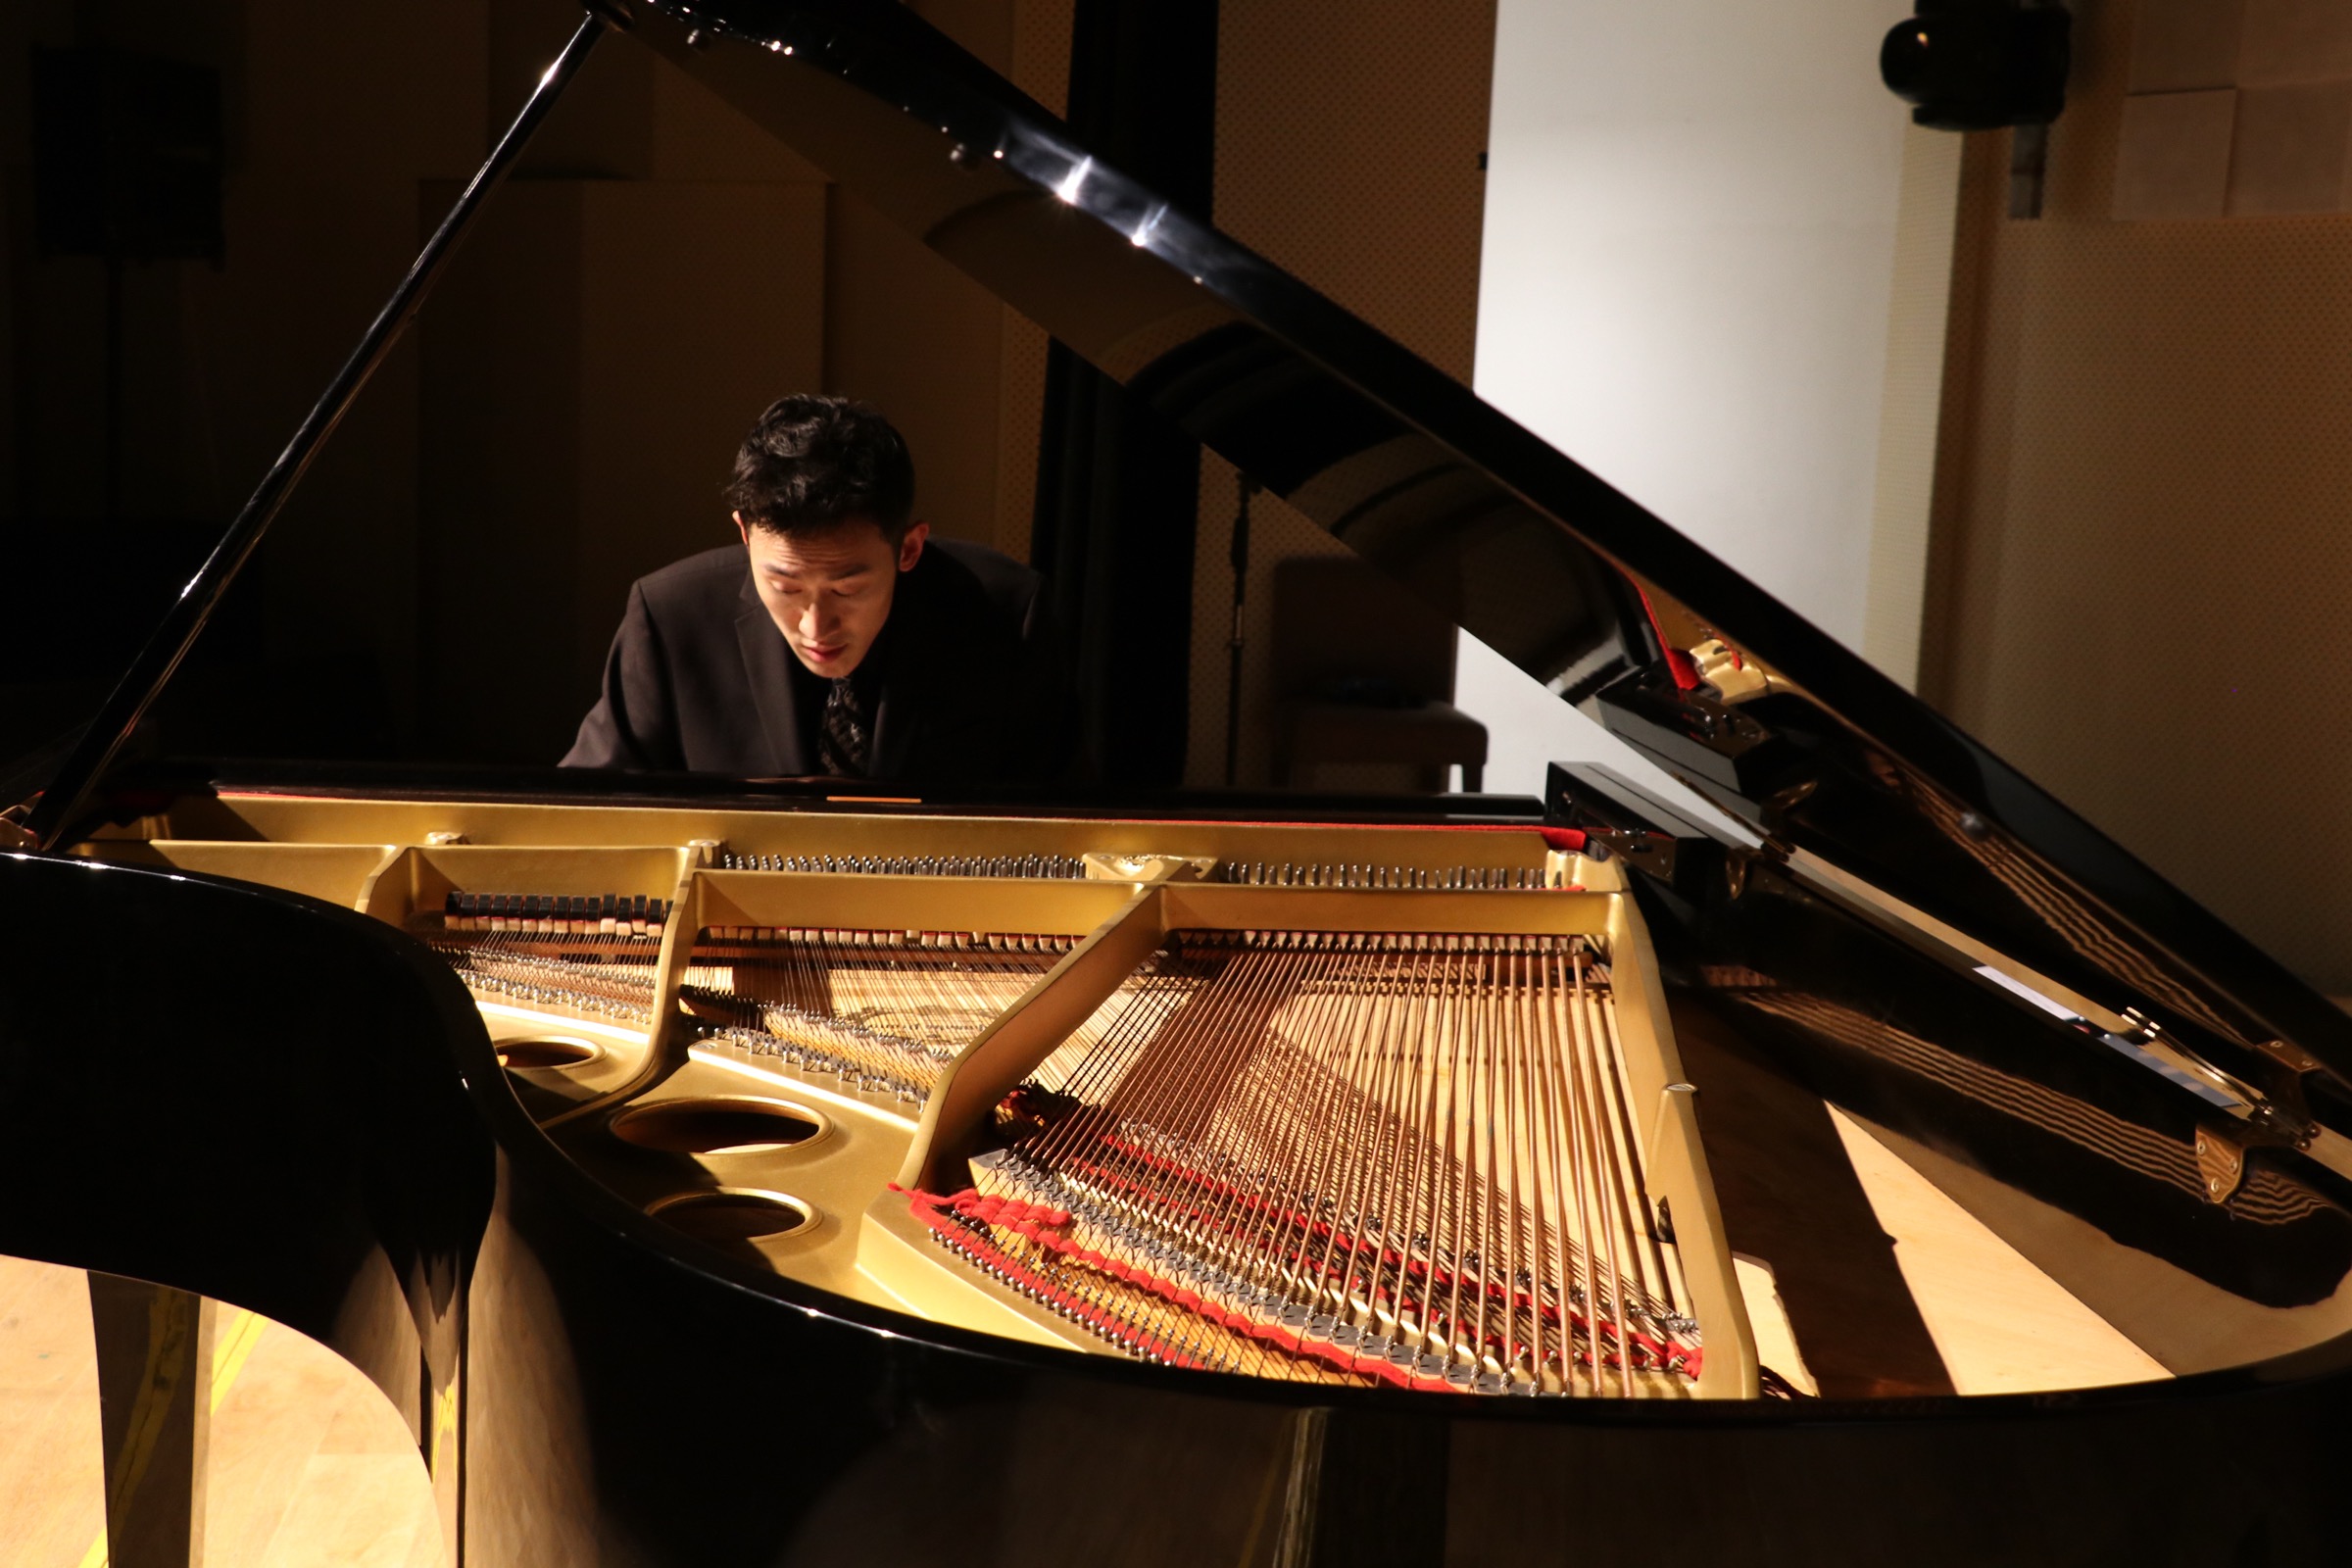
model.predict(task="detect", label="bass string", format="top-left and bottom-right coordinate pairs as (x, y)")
top-left (1605, 988), bottom-right (1696, 1359)
top-left (1580, 945), bottom-right (1684, 1359)
top-left (1081, 935), bottom-right (1317, 1303)
top-left (1253, 937), bottom-right (1389, 1325)
top-left (1000, 934), bottom-right (1644, 1389)
top-left (1153, 936), bottom-right (1380, 1383)
top-left (1572, 944), bottom-right (1638, 1390)
top-left (1509, 944), bottom-right (1550, 1380)
top-left (1296, 940), bottom-right (1421, 1351)
top-left (433, 911), bottom-right (661, 1015)
top-left (963, 928), bottom-right (1678, 1391)
top-left (690, 928), bottom-right (1072, 1089)
top-left (1028, 951), bottom-right (1168, 1092)
top-left (1366, 939), bottom-right (1446, 1367)
top-left (1559, 943), bottom-right (1611, 1390)
top-left (1164, 940), bottom-right (1340, 1380)
top-left (1530, 945), bottom-right (1580, 1386)
top-left (1587, 954), bottom-right (1671, 1334)
top-left (1214, 938), bottom-right (1384, 1324)
top-left (758, 929), bottom-right (1046, 1041)
top-left (823, 932), bottom-right (1046, 1052)
top-left (1179, 939), bottom-right (1437, 1378)
top-left (1471, 937), bottom-right (1511, 1382)
top-left (1019, 936), bottom-right (1350, 1380)
top-left (993, 938), bottom-right (1313, 1382)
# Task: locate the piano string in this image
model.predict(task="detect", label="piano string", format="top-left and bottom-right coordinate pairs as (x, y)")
top-left (681, 925), bottom-right (1091, 1102)
top-left (406, 882), bottom-right (1711, 1399)
top-left (720, 851), bottom-right (1091, 878)
top-left (716, 849), bottom-right (1556, 889)
top-left (916, 928), bottom-right (1702, 1396)
top-left (420, 891), bottom-right (669, 1025)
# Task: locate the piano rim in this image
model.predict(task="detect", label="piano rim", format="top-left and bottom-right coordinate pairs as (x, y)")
top-left (81, 758), bottom-right (1559, 830)
top-left (11, 0), bottom-right (2348, 1478)
top-left (456, 903), bottom-right (2352, 1428)
top-left (55, 782), bottom-right (2352, 1431)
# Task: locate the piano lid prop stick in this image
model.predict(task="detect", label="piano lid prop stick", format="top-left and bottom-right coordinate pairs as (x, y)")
top-left (20, 14), bottom-right (609, 852)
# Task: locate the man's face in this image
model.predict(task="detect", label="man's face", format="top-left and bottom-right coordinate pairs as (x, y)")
top-left (737, 513), bottom-right (928, 679)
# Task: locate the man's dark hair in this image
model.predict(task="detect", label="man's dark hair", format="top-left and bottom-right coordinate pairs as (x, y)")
top-left (724, 395), bottom-right (916, 540)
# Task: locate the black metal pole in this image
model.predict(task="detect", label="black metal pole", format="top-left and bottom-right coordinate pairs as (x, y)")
top-left (20, 15), bottom-right (608, 852)
top-left (102, 249), bottom-right (123, 525)
top-left (1221, 472), bottom-right (1257, 788)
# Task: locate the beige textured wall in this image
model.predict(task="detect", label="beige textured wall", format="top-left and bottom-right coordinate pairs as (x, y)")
top-left (1862, 124), bottom-right (1965, 689)
top-left (421, 178), bottom-right (828, 761)
top-left (849, 0), bottom-right (1066, 557)
top-left (985, 0), bottom-right (1069, 564)
top-left (915, 0), bottom-right (1495, 788)
top-left (1186, 0), bottom-right (1498, 787)
top-left (0, 0), bottom-right (496, 758)
top-left (1924, 0), bottom-right (2352, 989)
top-left (0, 0), bottom-right (1485, 785)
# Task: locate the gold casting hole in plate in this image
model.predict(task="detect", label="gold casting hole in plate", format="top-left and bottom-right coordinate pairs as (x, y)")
top-left (611, 1097), bottom-right (826, 1154)
top-left (496, 1036), bottom-right (603, 1070)
top-left (647, 1190), bottom-right (817, 1245)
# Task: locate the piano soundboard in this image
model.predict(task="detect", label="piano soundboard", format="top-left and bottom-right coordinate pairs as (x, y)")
top-left (75, 790), bottom-right (1759, 1399)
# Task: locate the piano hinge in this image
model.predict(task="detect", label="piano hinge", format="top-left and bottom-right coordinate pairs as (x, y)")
top-left (1584, 829), bottom-right (1676, 881)
top-left (1689, 638), bottom-right (1776, 704)
top-left (2194, 1126), bottom-right (2246, 1204)
top-left (1083, 853), bottom-right (1213, 883)
top-left (1725, 841), bottom-right (1808, 898)
top-left (2250, 1037), bottom-right (2328, 1076)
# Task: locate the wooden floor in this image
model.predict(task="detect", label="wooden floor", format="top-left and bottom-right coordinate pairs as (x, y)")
top-left (0, 1256), bottom-right (443, 1568)
top-left (0, 1100), bottom-right (2174, 1566)
top-left (1829, 1107), bottom-right (2168, 1395)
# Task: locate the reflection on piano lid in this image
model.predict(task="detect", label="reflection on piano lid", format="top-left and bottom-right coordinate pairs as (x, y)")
top-left (591, 0), bottom-right (2352, 1096)
top-left (11, 1), bottom-right (2352, 1564)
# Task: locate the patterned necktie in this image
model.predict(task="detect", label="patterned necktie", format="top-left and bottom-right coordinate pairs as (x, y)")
top-left (818, 677), bottom-right (870, 777)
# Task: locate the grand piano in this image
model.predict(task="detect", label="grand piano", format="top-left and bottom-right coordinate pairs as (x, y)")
top-left (8, 2), bottom-right (2352, 1563)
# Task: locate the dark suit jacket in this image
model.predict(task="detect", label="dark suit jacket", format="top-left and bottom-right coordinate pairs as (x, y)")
top-left (562, 539), bottom-right (1073, 783)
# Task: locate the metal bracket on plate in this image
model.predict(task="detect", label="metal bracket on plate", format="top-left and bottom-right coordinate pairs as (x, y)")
top-left (2250, 1037), bottom-right (2328, 1076)
top-left (1721, 843), bottom-right (1798, 899)
top-left (1586, 829), bottom-right (1677, 880)
top-left (2194, 1126), bottom-right (2246, 1204)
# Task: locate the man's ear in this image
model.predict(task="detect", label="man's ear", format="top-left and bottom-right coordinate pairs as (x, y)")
top-left (898, 520), bottom-right (930, 572)
top-left (733, 511), bottom-right (752, 548)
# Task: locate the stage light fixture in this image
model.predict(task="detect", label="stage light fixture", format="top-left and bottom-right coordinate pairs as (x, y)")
top-left (1881, 0), bottom-right (2071, 132)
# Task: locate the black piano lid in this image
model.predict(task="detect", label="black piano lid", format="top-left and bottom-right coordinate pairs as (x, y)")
top-left (619, 1), bottom-right (2352, 1080)
top-left (14, 20), bottom-right (2352, 1541)
top-left (16, 0), bottom-right (2345, 1102)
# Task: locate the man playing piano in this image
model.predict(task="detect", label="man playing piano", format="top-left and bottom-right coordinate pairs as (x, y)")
top-left (563, 395), bottom-right (1072, 782)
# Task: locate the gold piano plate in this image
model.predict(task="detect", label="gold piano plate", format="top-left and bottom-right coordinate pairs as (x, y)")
top-left (646, 1188), bottom-right (820, 1246)
top-left (75, 794), bottom-right (1757, 1400)
top-left (492, 1035), bottom-right (603, 1070)
top-left (68, 789), bottom-right (2190, 1402)
top-left (609, 1095), bottom-right (830, 1154)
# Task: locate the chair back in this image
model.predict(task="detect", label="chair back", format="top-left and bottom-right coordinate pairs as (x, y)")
top-left (1270, 556), bottom-right (1458, 704)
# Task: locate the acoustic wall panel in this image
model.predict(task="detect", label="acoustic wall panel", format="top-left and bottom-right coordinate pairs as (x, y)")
top-left (1927, 0), bottom-right (2352, 991)
top-left (2118, 0), bottom-right (2352, 217)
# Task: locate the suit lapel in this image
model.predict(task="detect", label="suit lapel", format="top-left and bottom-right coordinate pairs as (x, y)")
top-left (869, 685), bottom-right (920, 778)
top-left (865, 562), bottom-right (936, 778)
top-left (735, 572), bottom-right (810, 774)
